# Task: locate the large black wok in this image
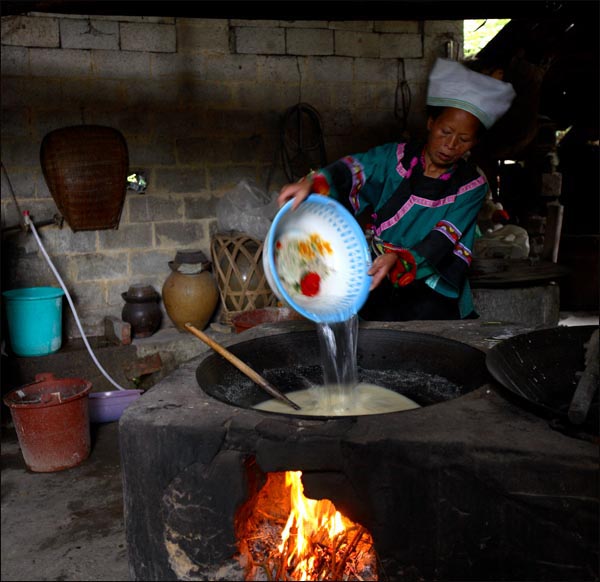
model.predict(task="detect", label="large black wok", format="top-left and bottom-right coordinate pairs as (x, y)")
top-left (486, 325), bottom-right (598, 433)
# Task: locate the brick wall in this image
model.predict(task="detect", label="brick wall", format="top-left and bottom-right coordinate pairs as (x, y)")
top-left (0, 13), bottom-right (463, 337)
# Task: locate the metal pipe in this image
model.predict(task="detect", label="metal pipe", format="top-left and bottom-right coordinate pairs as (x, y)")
top-left (2, 214), bottom-right (64, 235)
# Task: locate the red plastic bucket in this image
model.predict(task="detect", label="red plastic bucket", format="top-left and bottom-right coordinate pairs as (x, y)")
top-left (3, 372), bottom-right (92, 472)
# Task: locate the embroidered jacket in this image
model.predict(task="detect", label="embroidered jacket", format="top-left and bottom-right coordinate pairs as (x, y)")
top-left (311, 140), bottom-right (488, 317)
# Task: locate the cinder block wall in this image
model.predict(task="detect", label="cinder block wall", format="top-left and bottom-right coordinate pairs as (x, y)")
top-left (0, 13), bottom-right (463, 337)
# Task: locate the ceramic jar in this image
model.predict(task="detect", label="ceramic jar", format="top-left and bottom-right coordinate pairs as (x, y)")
top-left (121, 284), bottom-right (162, 338)
top-left (162, 250), bottom-right (219, 332)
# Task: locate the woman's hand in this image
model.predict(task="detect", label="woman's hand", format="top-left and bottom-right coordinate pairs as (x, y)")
top-left (367, 253), bottom-right (398, 291)
top-left (277, 180), bottom-right (312, 210)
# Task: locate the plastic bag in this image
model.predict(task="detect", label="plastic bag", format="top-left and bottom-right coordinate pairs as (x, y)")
top-left (216, 179), bottom-right (279, 241)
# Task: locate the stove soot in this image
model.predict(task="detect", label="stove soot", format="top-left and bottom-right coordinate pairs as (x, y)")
top-left (196, 329), bottom-right (490, 417)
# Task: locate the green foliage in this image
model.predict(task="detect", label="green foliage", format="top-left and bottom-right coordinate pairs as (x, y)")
top-left (463, 19), bottom-right (511, 58)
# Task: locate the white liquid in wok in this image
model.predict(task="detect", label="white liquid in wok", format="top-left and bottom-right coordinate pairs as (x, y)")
top-left (253, 382), bottom-right (420, 416)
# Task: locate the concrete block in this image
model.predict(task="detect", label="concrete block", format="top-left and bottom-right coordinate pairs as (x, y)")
top-left (1, 15), bottom-right (59, 48)
top-left (176, 137), bottom-right (233, 164)
top-left (374, 21), bottom-right (420, 34)
top-left (304, 56), bottom-right (353, 82)
top-left (328, 21), bottom-right (374, 32)
top-left (2, 77), bottom-right (62, 109)
top-left (202, 54), bottom-right (257, 81)
top-left (208, 165), bottom-right (260, 191)
top-left (230, 134), bottom-right (277, 164)
top-left (71, 15), bottom-right (174, 24)
top-left (128, 141), bottom-right (177, 166)
top-left (121, 22), bottom-right (176, 53)
top-left (153, 169), bottom-right (207, 194)
top-left (234, 26), bottom-right (285, 55)
top-left (30, 48), bottom-right (92, 77)
top-left (197, 109), bottom-right (260, 135)
top-left (1, 167), bottom-right (37, 200)
top-left (152, 110), bottom-right (211, 137)
top-left (280, 20), bottom-right (329, 29)
top-left (0, 137), bottom-right (41, 167)
top-left (70, 281), bottom-right (107, 309)
top-left (258, 56), bottom-right (300, 83)
top-left (354, 57), bottom-right (398, 82)
top-left (150, 52), bottom-right (204, 78)
top-left (323, 108), bottom-right (354, 136)
top-left (60, 18), bottom-right (119, 50)
top-left (98, 223), bottom-right (153, 250)
top-left (92, 49), bottom-right (150, 78)
top-left (0, 46), bottom-right (29, 76)
top-left (129, 250), bottom-right (174, 276)
top-left (403, 58), bottom-right (430, 82)
top-left (105, 315), bottom-right (132, 346)
top-left (57, 79), bottom-right (123, 110)
top-left (73, 253), bottom-right (129, 281)
top-left (127, 195), bottom-right (183, 223)
top-left (380, 33), bottom-right (422, 59)
top-left (176, 20), bottom-right (230, 54)
top-left (424, 21), bottom-right (463, 36)
top-left (298, 82), bottom-right (332, 111)
top-left (472, 285), bottom-right (560, 327)
top-left (352, 83), bottom-right (396, 111)
top-left (41, 226), bottom-right (97, 254)
top-left (286, 28), bottom-right (333, 56)
top-left (335, 31), bottom-right (380, 58)
top-left (178, 18), bottom-right (228, 29)
top-left (184, 195), bottom-right (220, 220)
top-left (236, 82), bottom-right (298, 110)
top-left (155, 221), bottom-right (206, 246)
top-left (230, 20), bottom-right (279, 28)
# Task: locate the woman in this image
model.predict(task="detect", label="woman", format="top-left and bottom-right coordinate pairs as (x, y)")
top-left (278, 58), bottom-right (516, 321)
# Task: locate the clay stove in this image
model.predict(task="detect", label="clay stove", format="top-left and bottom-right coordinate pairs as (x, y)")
top-left (119, 322), bottom-right (598, 581)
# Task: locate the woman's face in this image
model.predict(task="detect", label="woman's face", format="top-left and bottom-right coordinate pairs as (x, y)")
top-left (425, 107), bottom-right (481, 168)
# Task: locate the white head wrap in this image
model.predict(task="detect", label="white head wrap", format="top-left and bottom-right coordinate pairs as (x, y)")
top-left (426, 58), bottom-right (516, 129)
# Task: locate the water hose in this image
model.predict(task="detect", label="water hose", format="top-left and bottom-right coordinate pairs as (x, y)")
top-left (23, 210), bottom-right (127, 391)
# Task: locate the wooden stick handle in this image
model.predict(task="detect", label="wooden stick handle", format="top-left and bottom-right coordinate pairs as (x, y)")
top-left (185, 323), bottom-right (301, 411)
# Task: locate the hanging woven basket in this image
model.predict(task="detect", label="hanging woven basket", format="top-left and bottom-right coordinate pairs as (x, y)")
top-left (40, 125), bottom-right (129, 232)
top-left (210, 232), bottom-right (278, 324)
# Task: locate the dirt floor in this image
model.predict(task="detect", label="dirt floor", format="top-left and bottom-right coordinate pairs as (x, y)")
top-left (1, 419), bottom-right (130, 582)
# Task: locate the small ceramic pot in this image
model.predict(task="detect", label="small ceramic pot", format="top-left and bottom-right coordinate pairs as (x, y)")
top-left (121, 284), bottom-right (162, 338)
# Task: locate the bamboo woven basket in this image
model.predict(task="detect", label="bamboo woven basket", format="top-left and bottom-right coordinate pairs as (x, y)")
top-left (40, 125), bottom-right (129, 232)
top-left (210, 232), bottom-right (278, 324)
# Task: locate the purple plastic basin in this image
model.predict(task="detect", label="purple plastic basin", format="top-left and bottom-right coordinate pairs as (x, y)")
top-left (88, 389), bottom-right (143, 423)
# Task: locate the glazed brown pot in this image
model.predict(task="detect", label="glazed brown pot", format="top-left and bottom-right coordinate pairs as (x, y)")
top-left (162, 252), bottom-right (219, 332)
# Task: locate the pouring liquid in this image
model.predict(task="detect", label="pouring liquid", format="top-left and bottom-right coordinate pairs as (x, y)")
top-left (254, 314), bottom-right (420, 416)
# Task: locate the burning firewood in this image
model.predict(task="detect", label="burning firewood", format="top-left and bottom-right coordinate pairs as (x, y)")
top-left (237, 471), bottom-right (378, 581)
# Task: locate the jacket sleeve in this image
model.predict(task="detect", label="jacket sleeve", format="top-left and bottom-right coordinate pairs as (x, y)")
top-left (310, 143), bottom-right (398, 216)
top-left (412, 176), bottom-right (488, 291)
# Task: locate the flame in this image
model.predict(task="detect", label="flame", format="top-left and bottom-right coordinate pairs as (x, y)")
top-left (236, 469), bottom-right (377, 581)
top-left (277, 471), bottom-right (349, 580)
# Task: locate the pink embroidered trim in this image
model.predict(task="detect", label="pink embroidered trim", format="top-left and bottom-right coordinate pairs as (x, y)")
top-left (341, 156), bottom-right (365, 212)
top-left (374, 175), bottom-right (486, 236)
top-left (453, 242), bottom-right (472, 265)
top-left (433, 220), bottom-right (462, 243)
top-left (457, 175), bottom-right (486, 194)
top-left (396, 143), bottom-right (419, 179)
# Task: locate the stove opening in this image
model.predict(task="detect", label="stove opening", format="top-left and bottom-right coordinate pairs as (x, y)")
top-left (235, 469), bottom-right (378, 581)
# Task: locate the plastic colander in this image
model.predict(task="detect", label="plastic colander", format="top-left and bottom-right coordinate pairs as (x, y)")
top-left (263, 194), bottom-right (372, 323)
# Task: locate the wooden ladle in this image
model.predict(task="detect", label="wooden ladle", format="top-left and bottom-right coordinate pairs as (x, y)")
top-left (185, 323), bottom-right (301, 411)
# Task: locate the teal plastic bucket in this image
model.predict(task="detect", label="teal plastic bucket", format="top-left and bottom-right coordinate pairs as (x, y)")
top-left (2, 287), bottom-right (65, 357)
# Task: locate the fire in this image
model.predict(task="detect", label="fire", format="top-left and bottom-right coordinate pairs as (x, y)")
top-left (236, 470), bottom-right (378, 581)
